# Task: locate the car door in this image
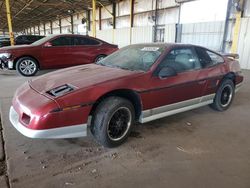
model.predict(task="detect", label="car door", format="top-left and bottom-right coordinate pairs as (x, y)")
top-left (194, 47), bottom-right (226, 97)
top-left (40, 36), bottom-right (73, 69)
top-left (71, 36), bottom-right (102, 65)
top-left (142, 47), bottom-right (207, 117)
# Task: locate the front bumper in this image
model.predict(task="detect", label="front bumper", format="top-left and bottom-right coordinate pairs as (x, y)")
top-left (9, 106), bottom-right (87, 139)
top-left (0, 58), bottom-right (14, 69)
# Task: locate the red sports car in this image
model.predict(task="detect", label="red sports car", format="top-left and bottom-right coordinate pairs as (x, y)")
top-left (0, 34), bottom-right (118, 76)
top-left (9, 43), bottom-right (243, 147)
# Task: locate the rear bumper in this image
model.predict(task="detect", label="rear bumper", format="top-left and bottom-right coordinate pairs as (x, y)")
top-left (9, 106), bottom-right (87, 139)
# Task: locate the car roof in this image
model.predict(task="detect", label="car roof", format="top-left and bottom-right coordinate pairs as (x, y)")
top-left (47, 34), bottom-right (92, 37)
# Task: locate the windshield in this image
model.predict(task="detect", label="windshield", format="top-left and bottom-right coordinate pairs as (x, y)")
top-left (31, 35), bottom-right (56, 45)
top-left (97, 45), bottom-right (165, 72)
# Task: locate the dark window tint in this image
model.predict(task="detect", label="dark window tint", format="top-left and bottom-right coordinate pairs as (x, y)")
top-left (195, 47), bottom-right (224, 68)
top-left (51, 37), bottom-right (72, 46)
top-left (73, 37), bottom-right (100, 46)
top-left (160, 48), bottom-right (201, 73)
top-left (27, 36), bottom-right (33, 40)
top-left (206, 50), bottom-right (224, 65)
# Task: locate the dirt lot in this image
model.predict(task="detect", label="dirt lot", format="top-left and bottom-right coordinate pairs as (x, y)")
top-left (0, 69), bottom-right (250, 188)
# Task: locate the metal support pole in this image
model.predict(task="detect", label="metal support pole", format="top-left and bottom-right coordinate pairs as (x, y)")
top-left (112, 2), bottom-right (116, 43)
top-left (38, 25), bottom-right (40, 35)
top-left (154, 0), bottom-right (159, 42)
top-left (222, 0), bottom-right (232, 52)
top-left (59, 19), bottom-right (62, 34)
top-left (87, 10), bottom-right (91, 35)
top-left (33, 26), bottom-right (35, 35)
top-left (92, 0), bottom-right (97, 37)
top-left (112, 2), bottom-right (116, 29)
top-left (43, 23), bottom-right (46, 35)
top-left (5, 0), bottom-right (14, 45)
top-left (129, 0), bottom-right (134, 44)
top-left (50, 21), bottom-right (53, 34)
top-left (231, 0), bottom-right (244, 53)
top-left (99, 7), bottom-right (102, 30)
top-left (70, 15), bottom-right (74, 34)
top-left (97, 1), bottom-right (115, 42)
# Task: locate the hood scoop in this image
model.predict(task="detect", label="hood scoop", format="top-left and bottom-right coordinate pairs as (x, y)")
top-left (46, 84), bottom-right (76, 97)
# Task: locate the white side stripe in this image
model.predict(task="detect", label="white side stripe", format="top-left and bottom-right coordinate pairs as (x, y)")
top-left (140, 94), bottom-right (215, 123)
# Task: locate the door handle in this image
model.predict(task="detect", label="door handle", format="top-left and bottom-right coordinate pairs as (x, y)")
top-left (198, 80), bottom-right (206, 85)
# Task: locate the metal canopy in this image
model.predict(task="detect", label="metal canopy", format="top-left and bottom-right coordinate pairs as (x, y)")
top-left (0, 0), bottom-right (113, 32)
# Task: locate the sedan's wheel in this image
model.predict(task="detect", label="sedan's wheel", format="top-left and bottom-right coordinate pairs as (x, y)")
top-left (91, 97), bottom-right (135, 148)
top-left (16, 57), bottom-right (38, 77)
top-left (95, 55), bottom-right (106, 63)
top-left (210, 79), bottom-right (235, 111)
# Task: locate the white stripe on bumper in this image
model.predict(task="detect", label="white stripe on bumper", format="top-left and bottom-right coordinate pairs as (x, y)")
top-left (9, 106), bottom-right (87, 139)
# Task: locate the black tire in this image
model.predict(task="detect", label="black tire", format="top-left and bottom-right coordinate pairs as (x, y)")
top-left (95, 55), bottom-right (106, 63)
top-left (16, 57), bottom-right (39, 77)
top-left (210, 79), bottom-right (235, 111)
top-left (91, 97), bottom-right (135, 148)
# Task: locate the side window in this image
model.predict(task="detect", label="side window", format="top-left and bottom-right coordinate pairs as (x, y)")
top-left (206, 51), bottom-right (224, 65)
top-left (29, 36), bottom-right (37, 41)
top-left (85, 38), bottom-right (100, 45)
top-left (73, 37), bottom-right (100, 46)
top-left (195, 47), bottom-right (212, 68)
top-left (51, 37), bottom-right (72, 46)
top-left (195, 47), bottom-right (224, 68)
top-left (160, 48), bottom-right (201, 73)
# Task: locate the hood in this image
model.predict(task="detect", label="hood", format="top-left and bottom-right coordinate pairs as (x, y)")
top-left (30, 64), bottom-right (143, 96)
top-left (0, 44), bottom-right (33, 51)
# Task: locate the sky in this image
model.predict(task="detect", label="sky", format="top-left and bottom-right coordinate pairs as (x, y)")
top-left (180, 0), bottom-right (229, 23)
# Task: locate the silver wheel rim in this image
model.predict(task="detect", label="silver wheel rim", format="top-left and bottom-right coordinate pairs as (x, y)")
top-left (19, 60), bottom-right (37, 75)
top-left (107, 107), bottom-right (132, 141)
top-left (220, 85), bottom-right (233, 107)
top-left (96, 56), bottom-right (105, 62)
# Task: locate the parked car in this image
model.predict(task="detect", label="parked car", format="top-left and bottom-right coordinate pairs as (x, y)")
top-left (0, 37), bottom-right (10, 48)
top-left (9, 43), bottom-right (243, 147)
top-left (0, 34), bottom-right (118, 76)
top-left (0, 35), bottom-right (44, 48)
top-left (15, 35), bottom-right (45, 45)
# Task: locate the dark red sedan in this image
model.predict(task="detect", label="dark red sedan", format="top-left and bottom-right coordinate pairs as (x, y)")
top-left (0, 34), bottom-right (118, 76)
top-left (9, 43), bottom-right (243, 147)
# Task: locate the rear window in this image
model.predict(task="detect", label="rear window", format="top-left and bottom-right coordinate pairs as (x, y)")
top-left (195, 47), bottom-right (224, 68)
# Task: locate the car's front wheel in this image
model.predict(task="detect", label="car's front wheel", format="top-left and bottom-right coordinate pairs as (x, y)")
top-left (210, 79), bottom-right (235, 111)
top-left (16, 57), bottom-right (39, 77)
top-left (91, 97), bottom-right (135, 148)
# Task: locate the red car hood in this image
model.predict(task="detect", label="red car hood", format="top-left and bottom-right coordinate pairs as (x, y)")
top-left (30, 64), bottom-right (142, 94)
top-left (0, 44), bottom-right (33, 51)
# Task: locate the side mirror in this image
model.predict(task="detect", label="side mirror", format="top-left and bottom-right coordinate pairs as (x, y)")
top-left (158, 66), bottom-right (177, 79)
top-left (44, 42), bottom-right (52, 47)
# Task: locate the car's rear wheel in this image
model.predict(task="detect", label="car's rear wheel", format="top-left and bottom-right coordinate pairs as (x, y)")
top-left (16, 57), bottom-right (39, 77)
top-left (95, 55), bottom-right (106, 63)
top-left (91, 97), bottom-right (135, 148)
top-left (210, 79), bottom-right (235, 111)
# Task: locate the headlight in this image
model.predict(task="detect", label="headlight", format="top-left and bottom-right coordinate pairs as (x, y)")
top-left (0, 53), bottom-right (11, 59)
